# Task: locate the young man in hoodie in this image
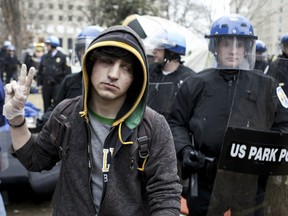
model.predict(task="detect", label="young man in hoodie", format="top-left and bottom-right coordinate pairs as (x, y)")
top-left (3, 26), bottom-right (182, 215)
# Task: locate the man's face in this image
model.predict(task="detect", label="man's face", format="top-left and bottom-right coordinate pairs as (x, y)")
top-left (152, 48), bottom-right (165, 63)
top-left (8, 49), bottom-right (15, 57)
top-left (90, 55), bottom-right (134, 103)
top-left (282, 42), bottom-right (288, 55)
top-left (45, 43), bottom-right (52, 52)
top-left (256, 51), bottom-right (265, 61)
top-left (216, 37), bottom-right (245, 68)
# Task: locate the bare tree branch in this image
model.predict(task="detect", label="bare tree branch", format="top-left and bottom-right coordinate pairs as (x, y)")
top-left (1, 0), bottom-right (23, 58)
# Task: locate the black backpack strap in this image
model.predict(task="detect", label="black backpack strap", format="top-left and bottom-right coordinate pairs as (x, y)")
top-left (50, 99), bottom-right (74, 158)
top-left (136, 108), bottom-right (154, 172)
top-left (137, 135), bottom-right (150, 172)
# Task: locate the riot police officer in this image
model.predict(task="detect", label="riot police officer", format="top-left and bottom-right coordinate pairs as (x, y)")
top-left (4, 45), bottom-right (22, 82)
top-left (24, 42), bottom-right (45, 73)
top-left (38, 26), bottom-right (104, 128)
top-left (37, 35), bottom-right (71, 112)
top-left (267, 32), bottom-right (288, 85)
top-left (145, 27), bottom-right (195, 119)
top-left (0, 41), bottom-right (11, 83)
top-left (255, 40), bottom-right (269, 73)
top-left (55, 25), bottom-right (104, 103)
top-left (169, 14), bottom-right (288, 216)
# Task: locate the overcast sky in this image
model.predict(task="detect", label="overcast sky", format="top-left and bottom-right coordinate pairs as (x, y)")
top-left (209, 0), bottom-right (231, 20)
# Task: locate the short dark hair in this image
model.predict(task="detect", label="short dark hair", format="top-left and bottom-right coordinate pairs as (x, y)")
top-left (89, 46), bottom-right (137, 70)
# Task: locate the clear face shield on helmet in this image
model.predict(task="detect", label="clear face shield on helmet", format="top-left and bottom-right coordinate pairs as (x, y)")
top-left (209, 36), bottom-right (256, 70)
top-left (71, 37), bottom-right (94, 67)
top-left (143, 28), bottom-right (180, 63)
top-left (143, 31), bottom-right (165, 63)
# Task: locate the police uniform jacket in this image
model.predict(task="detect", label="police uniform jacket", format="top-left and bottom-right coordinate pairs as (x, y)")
top-left (148, 63), bottom-right (195, 118)
top-left (37, 50), bottom-right (71, 86)
top-left (169, 68), bottom-right (288, 163)
top-left (267, 53), bottom-right (288, 84)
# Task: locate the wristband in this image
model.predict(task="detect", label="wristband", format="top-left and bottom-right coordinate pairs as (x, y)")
top-left (8, 118), bottom-right (26, 128)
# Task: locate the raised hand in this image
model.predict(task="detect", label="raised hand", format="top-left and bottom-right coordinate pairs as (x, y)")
top-left (3, 64), bottom-right (35, 120)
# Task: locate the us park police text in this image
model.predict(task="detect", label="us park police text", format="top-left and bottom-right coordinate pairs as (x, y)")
top-left (230, 143), bottom-right (288, 162)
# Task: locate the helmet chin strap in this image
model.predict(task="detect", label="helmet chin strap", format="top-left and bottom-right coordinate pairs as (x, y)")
top-left (282, 51), bottom-right (288, 58)
top-left (163, 50), bottom-right (181, 64)
top-left (163, 57), bottom-right (170, 64)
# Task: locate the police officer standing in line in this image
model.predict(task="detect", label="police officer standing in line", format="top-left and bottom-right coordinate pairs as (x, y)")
top-left (54, 26), bottom-right (104, 105)
top-left (145, 27), bottom-right (195, 119)
top-left (3, 45), bottom-right (22, 82)
top-left (37, 26), bottom-right (104, 128)
top-left (267, 32), bottom-right (288, 85)
top-left (37, 36), bottom-right (71, 112)
top-left (24, 42), bottom-right (45, 73)
top-left (0, 41), bottom-right (12, 84)
top-left (254, 40), bottom-right (269, 73)
top-left (168, 14), bottom-right (288, 216)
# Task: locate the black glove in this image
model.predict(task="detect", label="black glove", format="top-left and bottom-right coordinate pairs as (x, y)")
top-left (181, 148), bottom-right (205, 179)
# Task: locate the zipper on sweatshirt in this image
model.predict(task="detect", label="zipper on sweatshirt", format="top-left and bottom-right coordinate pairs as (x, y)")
top-left (96, 126), bottom-right (116, 215)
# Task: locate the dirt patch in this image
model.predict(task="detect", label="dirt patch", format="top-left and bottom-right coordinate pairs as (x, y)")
top-left (27, 93), bottom-right (43, 112)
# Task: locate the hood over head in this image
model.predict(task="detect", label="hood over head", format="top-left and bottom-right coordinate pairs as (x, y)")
top-left (80, 25), bottom-right (149, 130)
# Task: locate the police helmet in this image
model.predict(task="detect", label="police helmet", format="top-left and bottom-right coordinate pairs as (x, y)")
top-left (280, 33), bottom-right (288, 53)
top-left (75, 25), bottom-right (104, 54)
top-left (256, 40), bottom-right (267, 53)
top-left (3, 41), bottom-right (12, 48)
top-left (45, 35), bottom-right (60, 47)
top-left (207, 14), bottom-right (256, 38)
top-left (153, 28), bottom-right (186, 55)
top-left (206, 14), bottom-right (257, 70)
top-left (7, 45), bottom-right (15, 51)
top-left (206, 14), bottom-right (257, 51)
top-left (72, 25), bottom-right (104, 65)
top-left (280, 33), bottom-right (288, 45)
top-left (144, 27), bottom-right (186, 62)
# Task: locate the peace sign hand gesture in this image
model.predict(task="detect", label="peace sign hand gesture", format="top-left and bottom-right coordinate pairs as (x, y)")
top-left (3, 64), bottom-right (35, 120)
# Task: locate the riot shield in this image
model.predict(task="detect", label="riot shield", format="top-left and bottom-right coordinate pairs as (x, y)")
top-left (207, 69), bottom-right (288, 216)
top-left (147, 82), bottom-right (174, 118)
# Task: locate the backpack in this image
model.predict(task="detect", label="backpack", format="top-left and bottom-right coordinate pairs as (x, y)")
top-left (49, 100), bottom-right (155, 214)
top-left (50, 99), bottom-right (151, 172)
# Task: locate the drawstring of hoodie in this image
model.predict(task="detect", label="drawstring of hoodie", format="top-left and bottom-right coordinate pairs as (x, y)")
top-left (118, 122), bottom-right (148, 171)
top-left (137, 158), bottom-right (148, 171)
top-left (118, 122), bottom-right (133, 144)
top-left (80, 110), bottom-right (134, 145)
top-left (81, 112), bottom-right (148, 171)
top-left (79, 110), bottom-right (89, 122)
